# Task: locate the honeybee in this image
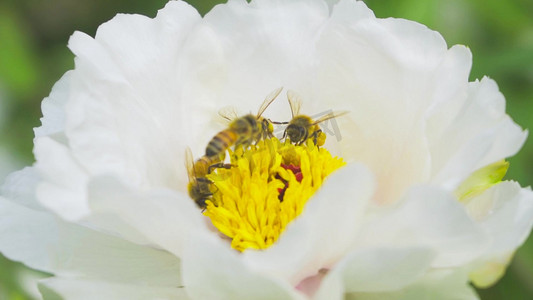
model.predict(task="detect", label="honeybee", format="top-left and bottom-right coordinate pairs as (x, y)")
top-left (281, 90), bottom-right (348, 146)
top-left (185, 147), bottom-right (221, 208)
top-left (205, 87), bottom-right (283, 157)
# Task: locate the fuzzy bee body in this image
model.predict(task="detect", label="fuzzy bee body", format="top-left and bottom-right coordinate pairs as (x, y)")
top-left (283, 91), bottom-right (347, 146)
top-left (206, 129), bottom-right (239, 157)
top-left (185, 149), bottom-right (222, 209)
top-left (205, 87), bottom-right (282, 158)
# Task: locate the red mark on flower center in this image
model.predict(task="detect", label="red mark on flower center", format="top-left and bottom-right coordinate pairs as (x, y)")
top-left (277, 163), bottom-right (303, 201)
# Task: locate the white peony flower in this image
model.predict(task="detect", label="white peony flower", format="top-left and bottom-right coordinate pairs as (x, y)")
top-left (1, 0), bottom-right (532, 299)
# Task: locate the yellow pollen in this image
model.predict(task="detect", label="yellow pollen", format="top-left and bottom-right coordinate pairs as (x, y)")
top-left (203, 138), bottom-right (345, 252)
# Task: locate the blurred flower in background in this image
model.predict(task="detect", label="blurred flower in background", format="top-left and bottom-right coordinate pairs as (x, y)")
top-left (0, 60), bottom-right (41, 300)
top-left (0, 90), bottom-right (22, 182)
top-left (0, 0), bottom-right (532, 299)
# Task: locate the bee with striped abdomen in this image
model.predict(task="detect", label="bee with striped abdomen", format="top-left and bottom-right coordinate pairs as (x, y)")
top-left (205, 87), bottom-right (283, 157)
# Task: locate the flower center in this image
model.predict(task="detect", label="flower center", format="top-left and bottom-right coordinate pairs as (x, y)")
top-left (203, 138), bottom-right (345, 252)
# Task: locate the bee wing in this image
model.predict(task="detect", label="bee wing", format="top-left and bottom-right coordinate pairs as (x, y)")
top-left (218, 106), bottom-right (239, 123)
top-left (287, 90), bottom-right (303, 118)
top-left (185, 146), bottom-right (196, 182)
top-left (312, 110), bottom-right (349, 125)
top-left (257, 87), bottom-right (283, 117)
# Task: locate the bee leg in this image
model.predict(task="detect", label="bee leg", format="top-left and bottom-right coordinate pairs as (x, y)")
top-left (211, 184), bottom-right (219, 194)
top-left (198, 194), bottom-right (211, 207)
top-left (312, 130), bottom-right (320, 145)
top-left (208, 163), bottom-right (234, 174)
top-left (242, 140), bottom-right (252, 149)
top-left (299, 129), bottom-right (309, 146)
top-left (310, 129), bottom-right (323, 147)
top-left (197, 177), bottom-right (211, 183)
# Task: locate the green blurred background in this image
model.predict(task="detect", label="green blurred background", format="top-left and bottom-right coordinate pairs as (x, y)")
top-left (0, 0), bottom-right (532, 299)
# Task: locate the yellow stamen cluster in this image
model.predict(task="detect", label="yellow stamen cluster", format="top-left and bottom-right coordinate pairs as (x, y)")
top-left (204, 138), bottom-right (345, 252)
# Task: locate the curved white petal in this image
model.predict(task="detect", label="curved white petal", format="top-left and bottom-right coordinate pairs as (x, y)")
top-left (1, 167), bottom-right (43, 211)
top-left (465, 182), bottom-right (533, 287)
top-left (425, 45), bottom-right (472, 114)
top-left (87, 175), bottom-right (209, 257)
top-left (0, 197), bottom-right (181, 287)
top-left (0, 197), bottom-right (56, 272)
top-left (182, 234), bottom-right (306, 300)
top-left (3, 159), bottom-right (151, 246)
top-left (312, 5), bottom-right (467, 203)
top-left (189, 0), bottom-right (331, 124)
top-left (34, 71), bottom-right (72, 142)
top-left (242, 164), bottom-right (375, 284)
top-left (39, 278), bottom-right (189, 300)
top-left (59, 1), bottom-right (208, 193)
top-left (429, 77), bottom-right (527, 190)
top-left (34, 136), bottom-right (89, 221)
top-left (31, 1), bottom-right (216, 221)
top-left (345, 269), bottom-right (478, 300)
top-left (356, 186), bottom-right (488, 267)
top-left (315, 247), bottom-right (435, 299)
top-left (49, 221), bottom-right (181, 286)
top-left (466, 182), bottom-right (533, 252)
top-left (329, 0), bottom-right (375, 24)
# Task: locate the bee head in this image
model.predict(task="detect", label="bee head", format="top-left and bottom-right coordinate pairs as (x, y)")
top-left (286, 116), bottom-right (312, 143)
top-left (188, 178), bottom-right (212, 209)
top-left (285, 123), bottom-right (306, 144)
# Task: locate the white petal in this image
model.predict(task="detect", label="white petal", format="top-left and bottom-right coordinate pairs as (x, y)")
top-left (0, 197), bottom-right (181, 287)
top-left (182, 234), bottom-right (306, 300)
top-left (5, 159), bottom-right (150, 245)
top-left (87, 175), bottom-right (209, 257)
top-left (1, 167), bottom-right (43, 211)
top-left (242, 164), bottom-right (375, 284)
top-left (39, 278), bottom-right (189, 300)
top-left (94, 1), bottom-right (200, 96)
top-left (0, 197), bottom-right (56, 272)
top-left (199, 0), bottom-right (330, 120)
top-left (345, 269), bottom-right (478, 300)
top-left (465, 182), bottom-right (533, 287)
top-left (429, 77), bottom-right (527, 190)
top-left (356, 186), bottom-right (487, 267)
top-left (312, 12), bottom-right (458, 203)
top-left (49, 220), bottom-right (181, 286)
top-left (310, 16), bottom-right (473, 205)
top-left (315, 247), bottom-right (435, 299)
top-left (371, 18), bottom-right (447, 69)
top-left (329, 0), bottom-right (375, 23)
top-left (34, 136), bottom-right (90, 221)
top-left (318, 4), bottom-right (448, 107)
top-left (34, 71), bottom-right (72, 142)
top-left (63, 1), bottom-right (207, 192)
top-left (425, 45), bottom-right (472, 110)
top-left (475, 183), bottom-right (533, 252)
